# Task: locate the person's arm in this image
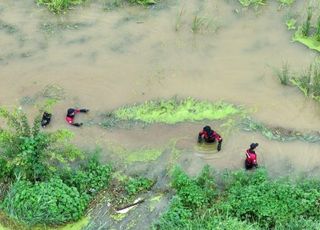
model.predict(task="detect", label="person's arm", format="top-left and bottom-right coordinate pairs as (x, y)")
top-left (198, 131), bottom-right (204, 143)
top-left (213, 132), bottom-right (223, 151)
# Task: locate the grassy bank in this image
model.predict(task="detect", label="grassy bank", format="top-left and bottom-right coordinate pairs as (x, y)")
top-left (155, 166), bottom-right (320, 229)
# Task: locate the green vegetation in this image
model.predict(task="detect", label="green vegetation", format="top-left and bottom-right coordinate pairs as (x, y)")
top-left (292, 7), bottom-right (320, 52)
top-left (0, 107), bottom-right (81, 182)
top-left (290, 59), bottom-right (320, 101)
top-left (275, 62), bottom-right (290, 85)
top-left (2, 178), bottom-right (88, 225)
top-left (101, 97), bottom-right (243, 127)
top-left (278, 0), bottom-right (295, 7)
top-left (36, 0), bottom-right (86, 13)
top-left (241, 118), bottom-right (320, 143)
top-left (155, 166), bottom-right (320, 229)
top-left (0, 109), bottom-right (112, 227)
top-left (238, 0), bottom-right (266, 8)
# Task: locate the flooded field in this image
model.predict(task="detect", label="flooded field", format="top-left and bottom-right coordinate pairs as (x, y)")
top-left (1, 0), bottom-right (320, 228)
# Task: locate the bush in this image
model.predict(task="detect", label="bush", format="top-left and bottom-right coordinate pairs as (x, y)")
top-left (156, 166), bottom-right (320, 229)
top-left (1, 178), bottom-right (89, 225)
top-left (125, 177), bottom-right (153, 196)
top-left (60, 156), bottom-right (112, 195)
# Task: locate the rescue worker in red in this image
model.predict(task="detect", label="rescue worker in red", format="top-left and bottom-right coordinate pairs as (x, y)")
top-left (66, 108), bottom-right (89, 127)
top-left (245, 143), bottom-right (259, 170)
top-left (198, 125), bottom-right (223, 151)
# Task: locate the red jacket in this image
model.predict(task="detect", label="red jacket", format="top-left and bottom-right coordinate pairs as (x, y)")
top-left (199, 130), bottom-right (222, 142)
top-left (65, 109), bottom-right (80, 124)
top-left (245, 149), bottom-right (257, 165)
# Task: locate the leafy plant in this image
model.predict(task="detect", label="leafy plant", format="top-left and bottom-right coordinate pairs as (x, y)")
top-left (1, 178), bottom-right (89, 225)
top-left (127, 0), bottom-right (156, 5)
top-left (36, 0), bottom-right (86, 13)
top-left (61, 155), bottom-right (112, 195)
top-left (286, 18), bottom-right (296, 30)
top-left (125, 177), bottom-right (153, 196)
top-left (0, 108), bottom-right (81, 182)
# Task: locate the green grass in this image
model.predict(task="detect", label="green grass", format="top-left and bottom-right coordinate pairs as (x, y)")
top-left (275, 62), bottom-right (290, 85)
top-left (278, 0), bottom-right (295, 7)
top-left (238, 0), bottom-right (266, 7)
top-left (36, 0), bottom-right (86, 13)
top-left (241, 117), bottom-right (320, 143)
top-left (101, 97), bottom-right (244, 127)
top-left (154, 166), bottom-right (320, 229)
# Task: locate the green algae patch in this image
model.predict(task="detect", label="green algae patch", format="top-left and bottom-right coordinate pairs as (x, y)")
top-left (293, 32), bottom-right (320, 53)
top-left (242, 118), bottom-right (320, 143)
top-left (102, 97), bottom-right (243, 127)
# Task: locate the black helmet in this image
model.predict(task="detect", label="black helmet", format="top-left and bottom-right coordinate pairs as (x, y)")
top-left (250, 143), bottom-right (259, 149)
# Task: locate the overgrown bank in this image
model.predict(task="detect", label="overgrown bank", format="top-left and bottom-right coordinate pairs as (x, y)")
top-left (0, 108), bottom-right (153, 229)
top-left (155, 166), bottom-right (320, 229)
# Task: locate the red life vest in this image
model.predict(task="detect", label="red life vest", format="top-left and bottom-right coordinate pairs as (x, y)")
top-left (245, 149), bottom-right (257, 165)
top-left (199, 130), bottom-right (222, 142)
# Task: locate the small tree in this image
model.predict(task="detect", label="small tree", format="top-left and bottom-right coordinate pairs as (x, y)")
top-left (0, 108), bottom-right (81, 182)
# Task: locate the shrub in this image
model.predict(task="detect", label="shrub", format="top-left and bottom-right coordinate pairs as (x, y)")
top-left (1, 178), bottom-right (89, 225)
top-left (60, 156), bottom-right (112, 195)
top-left (125, 177), bottom-right (153, 196)
top-left (0, 108), bottom-right (81, 183)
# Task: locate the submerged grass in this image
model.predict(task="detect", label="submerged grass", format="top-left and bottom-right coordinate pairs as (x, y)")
top-left (242, 118), bottom-right (320, 143)
top-left (238, 0), bottom-right (266, 8)
top-left (101, 97), bottom-right (243, 128)
top-left (36, 0), bottom-right (86, 13)
top-left (275, 62), bottom-right (290, 85)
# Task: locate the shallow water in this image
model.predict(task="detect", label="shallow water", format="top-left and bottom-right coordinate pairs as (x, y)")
top-left (1, 0), bottom-right (320, 176)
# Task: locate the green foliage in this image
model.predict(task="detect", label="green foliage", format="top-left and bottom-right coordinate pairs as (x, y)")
top-left (0, 108), bottom-right (81, 182)
top-left (125, 177), bottom-right (153, 196)
top-left (278, 0), bottom-right (295, 7)
top-left (36, 0), bottom-right (86, 13)
top-left (241, 117), bottom-right (320, 143)
top-left (102, 97), bottom-right (243, 127)
top-left (219, 169), bottom-right (320, 229)
top-left (275, 62), bottom-right (290, 85)
top-left (301, 7), bottom-right (313, 37)
top-left (286, 18), bottom-right (296, 30)
top-left (156, 167), bottom-right (320, 229)
top-left (1, 178), bottom-right (89, 225)
top-left (60, 155), bottom-right (112, 195)
top-left (238, 0), bottom-right (266, 7)
top-left (290, 58), bottom-right (320, 101)
top-left (127, 0), bottom-right (156, 5)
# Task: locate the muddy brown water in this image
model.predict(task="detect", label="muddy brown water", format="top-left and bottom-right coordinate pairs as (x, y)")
top-left (1, 0), bottom-right (320, 176)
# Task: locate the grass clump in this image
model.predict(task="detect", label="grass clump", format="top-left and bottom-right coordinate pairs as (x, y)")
top-left (290, 58), bottom-right (320, 101)
top-left (241, 118), bottom-right (320, 143)
top-left (293, 7), bottom-right (320, 52)
top-left (36, 0), bottom-right (86, 13)
top-left (154, 166), bottom-right (320, 229)
top-left (102, 97), bottom-right (243, 127)
top-left (238, 0), bottom-right (266, 8)
top-left (278, 0), bottom-right (295, 7)
top-left (275, 62), bottom-right (291, 85)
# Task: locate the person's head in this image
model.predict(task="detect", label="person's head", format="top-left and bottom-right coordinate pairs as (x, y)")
top-left (203, 126), bottom-right (212, 133)
top-left (250, 143), bottom-right (259, 150)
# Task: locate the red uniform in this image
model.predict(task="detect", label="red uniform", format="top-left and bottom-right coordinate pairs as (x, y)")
top-left (245, 149), bottom-right (257, 169)
top-left (198, 130), bottom-right (222, 143)
top-left (65, 109), bottom-right (80, 124)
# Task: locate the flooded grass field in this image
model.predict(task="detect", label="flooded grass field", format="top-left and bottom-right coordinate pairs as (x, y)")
top-left (1, 0), bottom-right (320, 229)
